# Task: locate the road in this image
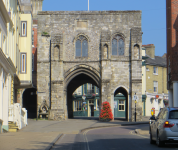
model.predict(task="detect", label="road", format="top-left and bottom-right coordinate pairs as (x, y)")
top-left (51, 124), bottom-right (178, 150)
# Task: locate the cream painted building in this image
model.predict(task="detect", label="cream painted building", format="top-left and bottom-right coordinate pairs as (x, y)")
top-left (0, 0), bottom-right (32, 133)
top-left (142, 44), bottom-right (168, 116)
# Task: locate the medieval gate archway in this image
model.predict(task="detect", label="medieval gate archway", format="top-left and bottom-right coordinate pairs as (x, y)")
top-left (65, 66), bottom-right (100, 118)
top-left (37, 11), bottom-right (143, 121)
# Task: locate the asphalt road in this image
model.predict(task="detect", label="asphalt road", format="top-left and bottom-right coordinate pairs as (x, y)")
top-left (51, 124), bottom-right (178, 150)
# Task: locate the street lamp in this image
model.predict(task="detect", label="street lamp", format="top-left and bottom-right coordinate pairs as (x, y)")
top-left (82, 94), bottom-right (86, 116)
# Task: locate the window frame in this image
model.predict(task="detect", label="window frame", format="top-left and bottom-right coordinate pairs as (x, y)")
top-left (75, 35), bottom-right (88, 57)
top-left (32, 53), bottom-right (34, 71)
top-left (153, 66), bottom-right (158, 75)
top-left (21, 21), bottom-right (27, 37)
top-left (153, 81), bottom-right (158, 93)
top-left (118, 100), bottom-right (125, 111)
top-left (73, 100), bottom-right (82, 111)
top-left (32, 30), bottom-right (34, 46)
top-left (20, 53), bottom-right (27, 74)
top-left (112, 35), bottom-right (125, 56)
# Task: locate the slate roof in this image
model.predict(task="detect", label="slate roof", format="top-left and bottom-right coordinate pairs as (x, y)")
top-left (145, 55), bottom-right (167, 67)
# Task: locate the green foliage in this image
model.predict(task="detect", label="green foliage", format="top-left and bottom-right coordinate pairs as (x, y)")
top-left (41, 31), bottom-right (49, 35)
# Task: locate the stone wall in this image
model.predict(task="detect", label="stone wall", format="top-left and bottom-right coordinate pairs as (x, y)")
top-left (37, 11), bottom-right (142, 121)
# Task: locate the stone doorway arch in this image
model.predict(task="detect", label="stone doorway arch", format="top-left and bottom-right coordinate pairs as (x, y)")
top-left (113, 86), bottom-right (128, 120)
top-left (64, 65), bottom-right (100, 118)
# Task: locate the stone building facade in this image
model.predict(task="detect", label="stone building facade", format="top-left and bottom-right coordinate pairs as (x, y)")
top-left (37, 11), bottom-right (143, 121)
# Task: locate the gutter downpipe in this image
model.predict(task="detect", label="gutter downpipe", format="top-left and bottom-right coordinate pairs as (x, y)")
top-left (99, 33), bottom-right (102, 119)
top-left (49, 38), bottom-right (51, 110)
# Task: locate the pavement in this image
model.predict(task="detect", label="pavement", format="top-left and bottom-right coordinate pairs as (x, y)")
top-left (0, 116), bottom-right (150, 150)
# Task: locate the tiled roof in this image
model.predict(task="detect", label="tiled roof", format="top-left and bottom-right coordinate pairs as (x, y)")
top-left (145, 55), bottom-right (167, 67)
top-left (142, 44), bottom-right (154, 47)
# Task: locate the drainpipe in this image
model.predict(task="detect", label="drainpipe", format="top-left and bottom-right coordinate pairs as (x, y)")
top-left (49, 39), bottom-right (51, 109)
top-left (129, 30), bottom-right (132, 122)
top-left (99, 34), bottom-right (102, 117)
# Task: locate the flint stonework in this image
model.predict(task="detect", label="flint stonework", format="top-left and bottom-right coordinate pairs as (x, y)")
top-left (37, 11), bottom-right (142, 121)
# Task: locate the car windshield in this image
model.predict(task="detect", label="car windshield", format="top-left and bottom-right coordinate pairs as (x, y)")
top-left (169, 110), bottom-right (178, 119)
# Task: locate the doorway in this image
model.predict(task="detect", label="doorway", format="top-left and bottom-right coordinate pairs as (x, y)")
top-left (90, 105), bottom-right (94, 117)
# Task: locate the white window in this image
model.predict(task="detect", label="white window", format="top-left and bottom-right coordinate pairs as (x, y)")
top-left (21, 21), bottom-right (27, 37)
top-left (21, 53), bottom-right (26, 73)
top-left (153, 66), bottom-right (158, 74)
top-left (32, 30), bottom-right (34, 46)
top-left (153, 81), bottom-right (158, 92)
top-left (32, 54), bottom-right (34, 71)
top-left (118, 100), bottom-right (125, 111)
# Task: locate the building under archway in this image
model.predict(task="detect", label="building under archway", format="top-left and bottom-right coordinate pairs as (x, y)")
top-left (67, 73), bottom-right (99, 118)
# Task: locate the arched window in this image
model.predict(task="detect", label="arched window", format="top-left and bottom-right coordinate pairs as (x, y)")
top-left (112, 35), bottom-right (124, 56)
top-left (75, 35), bottom-right (88, 57)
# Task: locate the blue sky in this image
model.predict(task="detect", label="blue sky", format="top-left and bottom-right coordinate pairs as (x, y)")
top-left (43, 0), bottom-right (166, 56)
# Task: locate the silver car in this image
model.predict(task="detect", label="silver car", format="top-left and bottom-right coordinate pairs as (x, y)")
top-left (150, 107), bottom-right (178, 147)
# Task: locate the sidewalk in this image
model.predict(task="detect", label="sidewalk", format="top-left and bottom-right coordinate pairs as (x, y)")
top-left (0, 117), bottom-right (150, 150)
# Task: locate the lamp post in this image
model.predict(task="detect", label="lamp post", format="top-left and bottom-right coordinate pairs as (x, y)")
top-left (82, 94), bottom-right (86, 116)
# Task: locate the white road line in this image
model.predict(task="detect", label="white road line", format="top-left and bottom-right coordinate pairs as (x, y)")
top-left (83, 130), bottom-right (91, 150)
top-left (130, 130), bottom-right (149, 139)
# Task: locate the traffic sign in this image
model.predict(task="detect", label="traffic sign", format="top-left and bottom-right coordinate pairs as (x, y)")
top-left (133, 95), bottom-right (139, 101)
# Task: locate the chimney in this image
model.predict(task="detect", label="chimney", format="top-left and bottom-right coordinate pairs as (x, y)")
top-left (142, 44), bottom-right (155, 59)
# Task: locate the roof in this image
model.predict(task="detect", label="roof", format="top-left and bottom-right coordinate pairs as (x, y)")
top-left (145, 55), bottom-right (167, 67)
top-left (142, 44), bottom-right (154, 47)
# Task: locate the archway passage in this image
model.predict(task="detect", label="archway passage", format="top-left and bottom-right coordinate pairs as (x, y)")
top-left (23, 88), bottom-right (37, 118)
top-left (114, 87), bottom-right (128, 120)
top-left (67, 73), bottom-right (99, 118)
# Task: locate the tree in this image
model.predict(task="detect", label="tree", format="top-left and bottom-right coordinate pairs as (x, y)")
top-left (99, 101), bottom-right (113, 121)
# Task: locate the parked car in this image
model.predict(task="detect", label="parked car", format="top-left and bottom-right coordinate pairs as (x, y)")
top-left (149, 107), bottom-right (178, 147)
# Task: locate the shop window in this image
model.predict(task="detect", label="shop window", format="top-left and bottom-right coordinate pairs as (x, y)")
top-left (96, 99), bottom-right (100, 110)
top-left (118, 100), bottom-right (125, 111)
top-left (73, 101), bottom-right (82, 111)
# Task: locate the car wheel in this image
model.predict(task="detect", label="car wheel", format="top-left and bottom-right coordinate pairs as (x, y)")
top-left (156, 132), bottom-right (164, 147)
top-left (150, 132), bottom-right (155, 144)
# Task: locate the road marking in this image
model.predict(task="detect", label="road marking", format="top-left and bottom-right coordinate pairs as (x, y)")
top-left (130, 130), bottom-right (149, 139)
top-left (83, 129), bottom-right (91, 150)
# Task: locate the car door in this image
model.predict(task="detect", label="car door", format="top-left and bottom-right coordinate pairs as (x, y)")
top-left (152, 110), bottom-right (164, 139)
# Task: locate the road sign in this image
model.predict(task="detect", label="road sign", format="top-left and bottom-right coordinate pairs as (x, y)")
top-left (83, 102), bottom-right (86, 104)
top-left (133, 95), bottom-right (139, 101)
top-left (114, 101), bottom-right (117, 108)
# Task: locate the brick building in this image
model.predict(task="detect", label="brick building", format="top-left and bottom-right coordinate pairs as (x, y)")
top-left (166, 0), bottom-right (178, 107)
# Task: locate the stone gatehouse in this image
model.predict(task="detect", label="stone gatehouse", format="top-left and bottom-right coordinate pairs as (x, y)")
top-left (37, 11), bottom-right (142, 121)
